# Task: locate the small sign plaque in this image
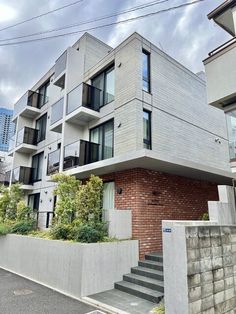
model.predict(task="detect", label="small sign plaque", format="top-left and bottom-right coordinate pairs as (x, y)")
top-left (163, 228), bottom-right (172, 233)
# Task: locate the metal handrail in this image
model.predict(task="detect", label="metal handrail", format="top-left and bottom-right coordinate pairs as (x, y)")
top-left (208, 37), bottom-right (236, 57)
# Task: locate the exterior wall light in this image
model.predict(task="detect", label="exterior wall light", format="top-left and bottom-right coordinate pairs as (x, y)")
top-left (117, 187), bottom-right (122, 194)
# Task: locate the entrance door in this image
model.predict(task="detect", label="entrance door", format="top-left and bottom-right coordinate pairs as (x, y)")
top-left (103, 182), bottom-right (115, 212)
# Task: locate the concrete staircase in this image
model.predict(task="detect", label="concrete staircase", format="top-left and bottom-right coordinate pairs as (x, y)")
top-left (114, 252), bottom-right (164, 304)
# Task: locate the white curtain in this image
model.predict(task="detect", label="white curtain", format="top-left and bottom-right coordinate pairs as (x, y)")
top-left (103, 182), bottom-right (115, 210)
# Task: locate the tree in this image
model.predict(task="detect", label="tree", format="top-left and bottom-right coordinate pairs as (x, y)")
top-left (0, 183), bottom-right (23, 221)
top-left (76, 175), bottom-right (103, 224)
top-left (52, 173), bottom-right (81, 224)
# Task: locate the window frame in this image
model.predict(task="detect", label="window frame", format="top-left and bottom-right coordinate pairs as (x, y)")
top-left (37, 80), bottom-right (50, 109)
top-left (142, 50), bottom-right (151, 93)
top-left (89, 119), bottom-right (114, 160)
top-left (91, 64), bottom-right (115, 108)
top-left (143, 110), bottom-right (152, 150)
top-left (36, 113), bottom-right (47, 143)
top-left (31, 151), bottom-right (44, 183)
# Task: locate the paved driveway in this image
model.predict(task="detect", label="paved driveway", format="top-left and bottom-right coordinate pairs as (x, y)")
top-left (0, 268), bottom-right (100, 314)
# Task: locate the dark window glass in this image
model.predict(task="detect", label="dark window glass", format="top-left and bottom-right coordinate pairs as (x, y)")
top-left (92, 65), bottom-right (114, 106)
top-left (28, 193), bottom-right (40, 212)
top-left (142, 50), bottom-right (150, 92)
top-left (38, 81), bottom-right (49, 108)
top-left (32, 152), bottom-right (44, 182)
top-left (90, 120), bottom-right (114, 160)
top-left (36, 113), bottom-right (47, 143)
top-left (143, 110), bottom-right (151, 149)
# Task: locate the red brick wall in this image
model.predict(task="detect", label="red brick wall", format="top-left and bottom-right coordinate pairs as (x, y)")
top-left (102, 168), bottom-right (219, 259)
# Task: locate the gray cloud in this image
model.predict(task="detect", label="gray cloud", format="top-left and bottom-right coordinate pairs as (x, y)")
top-left (0, 0), bottom-right (230, 109)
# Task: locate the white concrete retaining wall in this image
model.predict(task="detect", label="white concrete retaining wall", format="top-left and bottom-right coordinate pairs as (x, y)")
top-left (105, 209), bottom-right (132, 240)
top-left (0, 235), bottom-right (138, 298)
top-left (208, 185), bottom-right (236, 225)
top-left (163, 220), bottom-right (236, 314)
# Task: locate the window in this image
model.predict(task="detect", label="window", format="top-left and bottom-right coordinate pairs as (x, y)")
top-left (226, 110), bottom-right (236, 160)
top-left (28, 193), bottom-right (40, 212)
top-left (143, 110), bottom-right (151, 149)
top-left (90, 120), bottom-right (114, 160)
top-left (92, 65), bottom-right (115, 107)
top-left (32, 152), bottom-right (44, 182)
top-left (36, 113), bottom-right (47, 143)
top-left (38, 81), bottom-right (49, 108)
top-left (142, 50), bottom-right (150, 92)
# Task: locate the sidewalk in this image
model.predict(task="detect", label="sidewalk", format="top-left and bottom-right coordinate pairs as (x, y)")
top-left (0, 268), bottom-right (103, 314)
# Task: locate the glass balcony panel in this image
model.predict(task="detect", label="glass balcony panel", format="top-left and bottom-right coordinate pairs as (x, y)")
top-left (51, 98), bottom-right (64, 125)
top-left (14, 90), bottom-right (42, 118)
top-left (12, 167), bottom-right (33, 185)
top-left (8, 135), bottom-right (15, 151)
top-left (47, 149), bottom-right (60, 175)
top-left (16, 127), bottom-right (38, 146)
top-left (63, 141), bottom-right (80, 170)
top-left (63, 140), bottom-right (100, 170)
top-left (67, 83), bottom-right (101, 115)
top-left (54, 51), bottom-right (67, 78)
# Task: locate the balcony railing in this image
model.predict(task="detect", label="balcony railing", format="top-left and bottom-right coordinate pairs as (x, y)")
top-left (14, 90), bottom-right (47, 118)
top-left (63, 140), bottom-right (100, 170)
top-left (54, 51), bottom-right (67, 79)
top-left (12, 167), bottom-right (33, 185)
top-left (8, 135), bottom-right (15, 152)
top-left (208, 37), bottom-right (236, 58)
top-left (51, 98), bottom-right (64, 125)
top-left (47, 149), bottom-right (60, 175)
top-left (67, 83), bottom-right (101, 115)
top-left (16, 127), bottom-right (38, 147)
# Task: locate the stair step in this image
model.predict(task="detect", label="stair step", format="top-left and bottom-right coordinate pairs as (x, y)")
top-left (131, 266), bottom-right (164, 281)
top-left (123, 273), bottom-right (164, 293)
top-left (138, 260), bottom-right (163, 271)
top-left (115, 281), bottom-right (164, 303)
top-left (145, 252), bottom-right (163, 263)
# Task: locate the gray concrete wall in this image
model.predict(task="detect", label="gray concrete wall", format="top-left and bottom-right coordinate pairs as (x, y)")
top-left (163, 220), bottom-right (236, 314)
top-left (0, 235), bottom-right (138, 298)
top-left (105, 209), bottom-right (132, 240)
top-left (208, 185), bottom-right (236, 225)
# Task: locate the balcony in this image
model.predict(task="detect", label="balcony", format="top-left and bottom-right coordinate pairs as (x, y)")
top-left (15, 127), bottom-right (38, 153)
top-left (63, 140), bottom-right (100, 170)
top-left (13, 90), bottom-right (45, 120)
top-left (204, 37), bottom-right (236, 109)
top-left (65, 83), bottom-right (101, 125)
top-left (54, 51), bottom-right (67, 88)
top-left (50, 97), bottom-right (64, 133)
top-left (12, 166), bottom-right (33, 188)
top-left (8, 135), bottom-right (15, 156)
top-left (47, 148), bottom-right (60, 175)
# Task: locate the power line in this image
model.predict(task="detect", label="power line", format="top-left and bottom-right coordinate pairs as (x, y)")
top-left (0, 0), bottom-right (170, 42)
top-left (0, 0), bottom-right (84, 33)
top-left (0, 0), bottom-right (207, 47)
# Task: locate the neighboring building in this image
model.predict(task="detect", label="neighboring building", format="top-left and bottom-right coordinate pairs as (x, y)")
top-left (0, 107), bottom-right (15, 152)
top-left (9, 32), bottom-right (234, 257)
top-left (203, 0), bottom-right (236, 172)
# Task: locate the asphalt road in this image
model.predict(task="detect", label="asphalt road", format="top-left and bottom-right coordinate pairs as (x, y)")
top-left (0, 268), bottom-right (100, 314)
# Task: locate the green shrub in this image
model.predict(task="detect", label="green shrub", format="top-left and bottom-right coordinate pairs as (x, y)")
top-left (151, 303), bottom-right (165, 314)
top-left (202, 212), bottom-right (209, 221)
top-left (72, 222), bottom-right (108, 243)
top-left (10, 220), bottom-right (36, 235)
top-left (50, 224), bottom-right (72, 240)
top-left (16, 201), bottom-right (33, 221)
top-left (0, 224), bottom-right (9, 236)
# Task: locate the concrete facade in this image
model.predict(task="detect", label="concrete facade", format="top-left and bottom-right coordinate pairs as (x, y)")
top-left (204, 1), bottom-right (236, 172)
top-left (9, 31), bottom-right (235, 255)
top-left (163, 220), bottom-right (236, 314)
top-left (0, 234), bottom-right (138, 298)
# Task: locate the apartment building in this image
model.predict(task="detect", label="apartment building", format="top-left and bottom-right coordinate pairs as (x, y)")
top-left (0, 107), bottom-right (15, 152)
top-left (9, 32), bottom-right (234, 257)
top-left (204, 0), bottom-right (236, 172)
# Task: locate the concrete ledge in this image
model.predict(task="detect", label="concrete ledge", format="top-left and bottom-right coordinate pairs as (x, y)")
top-left (0, 235), bottom-right (139, 298)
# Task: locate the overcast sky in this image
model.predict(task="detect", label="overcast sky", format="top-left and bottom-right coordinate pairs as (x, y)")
top-left (0, 0), bottom-right (230, 109)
